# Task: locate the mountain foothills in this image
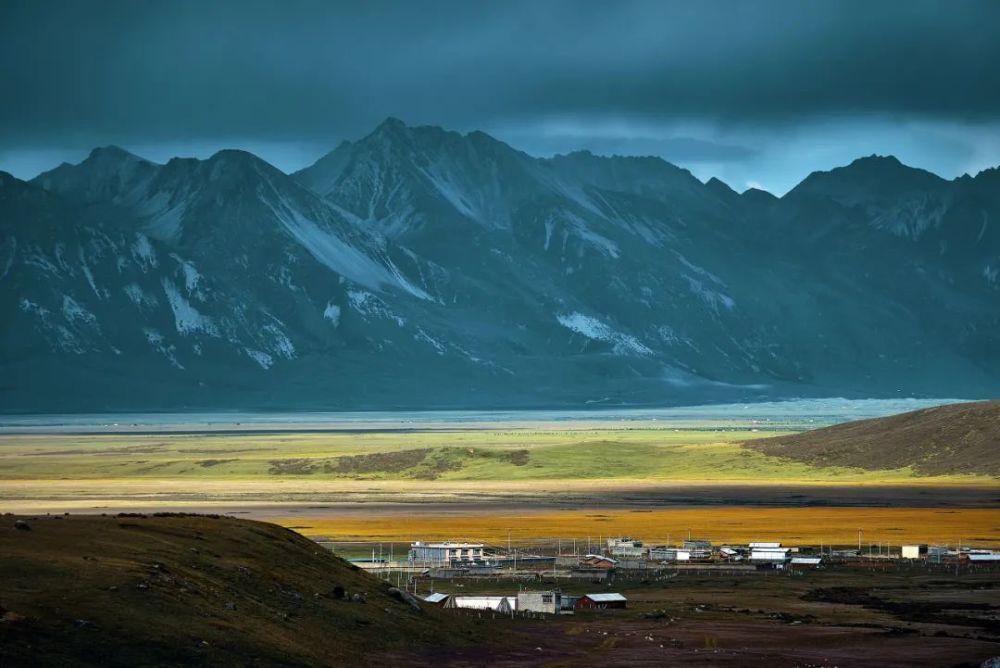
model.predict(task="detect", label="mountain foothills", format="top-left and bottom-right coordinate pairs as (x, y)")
top-left (2, 118), bottom-right (999, 411)
top-left (748, 400), bottom-right (1000, 476)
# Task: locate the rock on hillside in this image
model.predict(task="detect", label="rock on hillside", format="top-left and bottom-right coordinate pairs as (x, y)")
top-left (747, 401), bottom-right (1000, 476)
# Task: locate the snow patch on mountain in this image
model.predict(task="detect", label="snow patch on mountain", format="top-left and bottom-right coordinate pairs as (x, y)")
top-left (143, 328), bottom-right (183, 369)
top-left (62, 295), bottom-right (97, 324)
top-left (19, 298), bottom-right (49, 318)
top-left (348, 289), bottom-right (406, 326)
top-left (414, 328), bottom-right (446, 355)
top-left (266, 195), bottom-right (432, 300)
top-left (262, 323), bottom-right (296, 359)
top-left (77, 252), bottom-right (106, 300)
top-left (682, 274), bottom-right (735, 312)
top-left (169, 254), bottom-right (204, 299)
top-left (244, 348), bottom-right (275, 369)
top-left (985, 264), bottom-right (998, 288)
top-left (137, 191), bottom-right (189, 241)
top-left (323, 302), bottom-right (342, 326)
top-left (556, 312), bottom-right (652, 355)
top-left (674, 252), bottom-right (725, 286)
top-left (131, 234), bottom-right (157, 271)
top-left (161, 278), bottom-right (218, 336)
top-left (123, 283), bottom-right (158, 309)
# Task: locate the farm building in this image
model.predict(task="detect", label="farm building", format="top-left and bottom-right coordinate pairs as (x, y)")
top-left (682, 539), bottom-right (713, 559)
top-left (749, 542), bottom-right (782, 549)
top-left (445, 596), bottom-right (516, 613)
top-left (790, 556), bottom-right (822, 568)
top-left (927, 546), bottom-right (951, 561)
top-left (410, 541), bottom-right (485, 565)
top-left (517, 591), bottom-right (562, 614)
top-left (648, 546), bottom-right (677, 561)
top-left (580, 554), bottom-right (617, 569)
top-left (576, 593), bottom-right (627, 610)
top-left (751, 547), bottom-right (790, 563)
top-left (902, 544), bottom-right (928, 559)
top-left (964, 552), bottom-right (1000, 563)
top-left (607, 537), bottom-right (645, 558)
top-left (422, 592), bottom-right (449, 606)
top-left (719, 547), bottom-right (743, 560)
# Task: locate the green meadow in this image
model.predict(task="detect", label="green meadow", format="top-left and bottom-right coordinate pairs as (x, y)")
top-left (0, 427), bottom-right (989, 484)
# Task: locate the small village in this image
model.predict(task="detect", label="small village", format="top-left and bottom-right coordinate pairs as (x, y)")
top-left (332, 536), bottom-right (1000, 617)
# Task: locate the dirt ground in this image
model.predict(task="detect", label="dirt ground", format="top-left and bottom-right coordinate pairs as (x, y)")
top-left (396, 566), bottom-right (1000, 667)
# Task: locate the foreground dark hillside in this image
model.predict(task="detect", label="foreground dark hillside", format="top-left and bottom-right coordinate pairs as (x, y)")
top-left (0, 514), bottom-right (467, 667)
top-left (748, 400), bottom-right (1000, 476)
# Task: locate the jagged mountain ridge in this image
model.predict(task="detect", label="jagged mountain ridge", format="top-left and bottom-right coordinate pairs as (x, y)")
top-left (1, 119), bottom-right (998, 411)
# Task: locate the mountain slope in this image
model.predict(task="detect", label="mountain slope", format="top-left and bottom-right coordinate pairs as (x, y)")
top-left (747, 401), bottom-right (1000, 476)
top-left (0, 514), bottom-right (467, 666)
top-left (2, 119), bottom-right (1000, 411)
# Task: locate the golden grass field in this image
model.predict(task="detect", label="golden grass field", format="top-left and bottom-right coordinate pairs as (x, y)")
top-left (1, 424), bottom-right (996, 548)
top-left (274, 506), bottom-right (1000, 547)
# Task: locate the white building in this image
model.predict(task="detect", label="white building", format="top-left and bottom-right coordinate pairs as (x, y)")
top-left (410, 541), bottom-right (486, 564)
top-left (607, 537), bottom-right (645, 558)
top-left (517, 591), bottom-right (562, 614)
top-left (445, 596), bottom-right (516, 613)
top-left (751, 547), bottom-right (790, 562)
top-left (901, 544), bottom-right (927, 559)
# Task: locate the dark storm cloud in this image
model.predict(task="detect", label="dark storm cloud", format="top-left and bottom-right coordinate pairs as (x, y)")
top-left (1, 0), bottom-right (999, 188)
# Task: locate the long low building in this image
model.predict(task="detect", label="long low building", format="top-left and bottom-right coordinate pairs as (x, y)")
top-left (444, 595), bottom-right (516, 613)
top-left (576, 593), bottom-right (627, 610)
top-left (410, 541), bottom-right (486, 564)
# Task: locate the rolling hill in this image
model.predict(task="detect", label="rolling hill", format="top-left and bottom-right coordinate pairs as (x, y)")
top-left (747, 400), bottom-right (1000, 476)
top-left (0, 514), bottom-right (470, 667)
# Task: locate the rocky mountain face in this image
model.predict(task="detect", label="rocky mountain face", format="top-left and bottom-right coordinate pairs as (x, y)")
top-left (2, 119), bottom-right (998, 411)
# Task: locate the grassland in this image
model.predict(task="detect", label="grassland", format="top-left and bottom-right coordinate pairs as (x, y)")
top-left (1, 427), bottom-right (993, 484)
top-left (277, 507), bottom-right (1000, 547)
top-left (2, 424), bottom-right (995, 548)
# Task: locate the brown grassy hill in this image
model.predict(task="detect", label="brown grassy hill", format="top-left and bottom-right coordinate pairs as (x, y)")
top-left (747, 400), bottom-right (1000, 476)
top-left (0, 513), bottom-right (477, 667)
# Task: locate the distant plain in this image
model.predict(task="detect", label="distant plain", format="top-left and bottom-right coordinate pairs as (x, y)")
top-left (1, 400), bottom-right (995, 547)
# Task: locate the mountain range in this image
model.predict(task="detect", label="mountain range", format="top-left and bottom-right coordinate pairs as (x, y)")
top-left (2, 118), bottom-right (998, 411)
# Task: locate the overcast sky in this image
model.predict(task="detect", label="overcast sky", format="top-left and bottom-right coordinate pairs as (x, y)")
top-left (2, 0), bottom-right (999, 194)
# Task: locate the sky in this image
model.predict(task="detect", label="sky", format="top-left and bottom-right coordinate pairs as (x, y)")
top-left (2, 0), bottom-right (999, 194)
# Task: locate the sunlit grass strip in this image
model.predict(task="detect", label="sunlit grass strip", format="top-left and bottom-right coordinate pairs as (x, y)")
top-left (270, 507), bottom-right (1000, 547)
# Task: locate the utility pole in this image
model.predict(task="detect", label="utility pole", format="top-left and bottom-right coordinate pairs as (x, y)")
top-left (858, 529), bottom-right (863, 554)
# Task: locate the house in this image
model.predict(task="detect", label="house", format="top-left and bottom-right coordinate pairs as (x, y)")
top-left (580, 554), bottom-right (618, 569)
top-left (575, 593), bottom-right (627, 610)
top-left (517, 590), bottom-right (562, 614)
top-left (445, 596), bottom-right (516, 613)
top-left (410, 541), bottom-right (486, 565)
top-left (422, 592), bottom-right (450, 606)
top-left (607, 537), bottom-right (645, 558)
